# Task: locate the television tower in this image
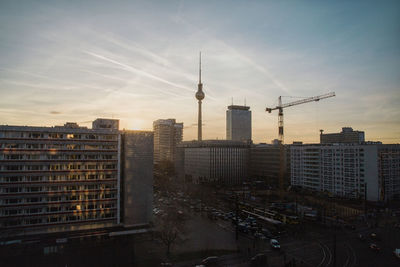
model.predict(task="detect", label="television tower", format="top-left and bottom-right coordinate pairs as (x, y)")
top-left (195, 52), bottom-right (205, 141)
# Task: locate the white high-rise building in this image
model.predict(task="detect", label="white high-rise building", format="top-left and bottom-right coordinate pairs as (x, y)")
top-left (290, 143), bottom-right (400, 202)
top-left (153, 119), bottom-right (183, 164)
top-left (226, 105), bottom-right (251, 142)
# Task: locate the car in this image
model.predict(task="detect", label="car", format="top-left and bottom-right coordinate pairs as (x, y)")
top-left (238, 223), bottom-right (250, 233)
top-left (369, 243), bottom-right (380, 252)
top-left (370, 233), bottom-right (381, 240)
top-left (254, 232), bottom-right (267, 240)
top-left (261, 228), bottom-right (274, 237)
top-left (394, 248), bottom-right (400, 259)
top-left (201, 256), bottom-right (219, 266)
top-left (358, 233), bottom-right (366, 241)
top-left (345, 224), bottom-right (356, 230)
top-left (270, 239), bottom-right (280, 249)
top-left (250, 253), bottom-right (267, 267)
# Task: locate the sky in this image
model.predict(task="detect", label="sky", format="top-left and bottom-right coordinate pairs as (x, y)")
top-left (0, 0), bottom-right (399, 144)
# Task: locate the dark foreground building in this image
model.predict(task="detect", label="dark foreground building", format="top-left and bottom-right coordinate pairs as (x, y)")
top-left (0, 120), bottom-right (153, 238)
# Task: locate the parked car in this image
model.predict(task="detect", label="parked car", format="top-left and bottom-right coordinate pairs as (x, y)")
top-left (270, 239), bottom-right (280, 249)
top-left (358, 234), bottom-right (366, 241)
top-left (370, 233), bottom-right (381, 240)
top-left (261, 228), bottom-right (274, 238)
top-left (254, 232), bottom-right (267, 240)
top-left (250, 253), bottom-right (267, 267)
top-left (345, 224), bottom-right (356, 230)
top-left (369, 243), bottom-right (380, 252)
top-left (201, 256), bottom-right (219, 266)
top-left (393, 248), bottom-right (400, 259)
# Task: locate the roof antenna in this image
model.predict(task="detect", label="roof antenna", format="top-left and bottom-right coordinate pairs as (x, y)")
top-left (231, 97), bottom-right (233, 105)
top-left (244, 98), bottom-right (246, 107)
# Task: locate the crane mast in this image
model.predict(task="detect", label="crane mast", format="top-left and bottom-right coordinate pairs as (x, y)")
top-left (266, 92), bottom-right (336, 196)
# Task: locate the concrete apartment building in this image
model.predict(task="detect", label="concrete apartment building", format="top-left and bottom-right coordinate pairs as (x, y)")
top-left (226, 105), bottom-right (252, 142)
top-left (0, 119), bottom-right (154, 237)
top-left (177, 140), bottom-right (250, 185)
top-left (320, 127), bottom-right (365, 144)
top-left (153, 119), bottom-right (183, 165)
top-left (290, 143), bottom-right (400, 202)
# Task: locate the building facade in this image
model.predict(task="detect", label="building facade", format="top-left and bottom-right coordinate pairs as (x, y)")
top-left (153, 119), bottom-right (183, 165)
top-left (0, 120), bottom-right (155, 237)
top-left (179, 140), bottom-right (250, 185)
top-left (320, 127), bottom-right (365, 144)
top-left (0, 122), bottom-right (120, 235)
top-left (120, 130), bottom-right (153, 227)
top-left (250, 144), bottom-right (290, 189)
top-left (226, 105), bottom-right (251, 142)
top-left (290, 144), bottom-right (400, 201)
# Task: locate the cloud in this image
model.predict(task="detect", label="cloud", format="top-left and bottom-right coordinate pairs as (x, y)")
top-left (50, 111), bottom-right (61, 114)
top-left (85, 51), bottom-right (194, 93)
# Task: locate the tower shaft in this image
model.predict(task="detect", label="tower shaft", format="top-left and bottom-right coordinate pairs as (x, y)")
top-left (198, 100), bottom-right (202, 141)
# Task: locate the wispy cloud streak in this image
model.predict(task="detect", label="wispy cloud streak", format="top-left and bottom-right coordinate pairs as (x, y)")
top-left (85, 51), bottom-right (194, 93)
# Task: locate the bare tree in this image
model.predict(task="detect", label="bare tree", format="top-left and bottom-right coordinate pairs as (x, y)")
top-left (155, 207), bottom-right (186, 257)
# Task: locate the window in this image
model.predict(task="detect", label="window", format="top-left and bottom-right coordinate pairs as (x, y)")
top-left (47, 217), bottom-right (60, 223)
top-left (5, 198), bottom-right (21, 204)
top-left (5, 154), bottom-right (23, 160)
top-left (4, 176), bottom-right (22, 182)
top-left (27, 187), bottom-right (41, 192)
top-left (48, 206), bottom-right (62, 212)
top-left (26, 176), bottom-right (41, 182)
top-left (5, 165), bottom-right (23, 171)
top-left (5, 187), bottom-right (22, 193)
top-left (85, 154), bottom-right (98, 160)
top-left (29, 133), bottom-right (43, 138)
top-left (86, 134), bottom-right (97, 140)
top-left (103, 164), bottom-right (115, 169)
top-left (27, 165), bottom-right (42, 171)
top-left (66, 144), bottom-right (80, 149)
top-left (49, 196), bottom-right (61, 202)
top-left (86, 164), bottom-right (97, 170)
top-left (26, 197), bottom-right (40, 203)
top-left (68, 165), bottom-right (80, 170)
top-left (49, 133), bottom-right (63, 139)
top-left (87, 174), bottom-right (97, 180)
top-left (28, 208), bottom-right (41, 214)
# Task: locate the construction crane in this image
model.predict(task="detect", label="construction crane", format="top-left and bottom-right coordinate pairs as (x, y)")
top-left (266, 92), bottom-right (335, 195)
top-left (266, 92), bottom-right (335, 144)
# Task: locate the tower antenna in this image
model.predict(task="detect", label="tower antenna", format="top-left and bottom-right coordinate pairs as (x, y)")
top-left (199, 51), bottom-right (201, 84)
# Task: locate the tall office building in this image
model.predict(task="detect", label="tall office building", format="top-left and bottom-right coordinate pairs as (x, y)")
top-left (320, 127), bottom-right (365, 144)
top-left (120, 130), bottom-right (153, 227)
top-left (0, 119), bottom-right (154, 237)
top-left (290, 143), bottom-right (400, 201)
top-left (226, 105), bottom-right (251, 142)
top-left (153, 119), bottom-right (183, 164)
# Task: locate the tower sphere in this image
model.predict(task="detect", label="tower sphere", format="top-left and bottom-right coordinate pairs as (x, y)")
top-left (196, 90), bottom-right (205, 100)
